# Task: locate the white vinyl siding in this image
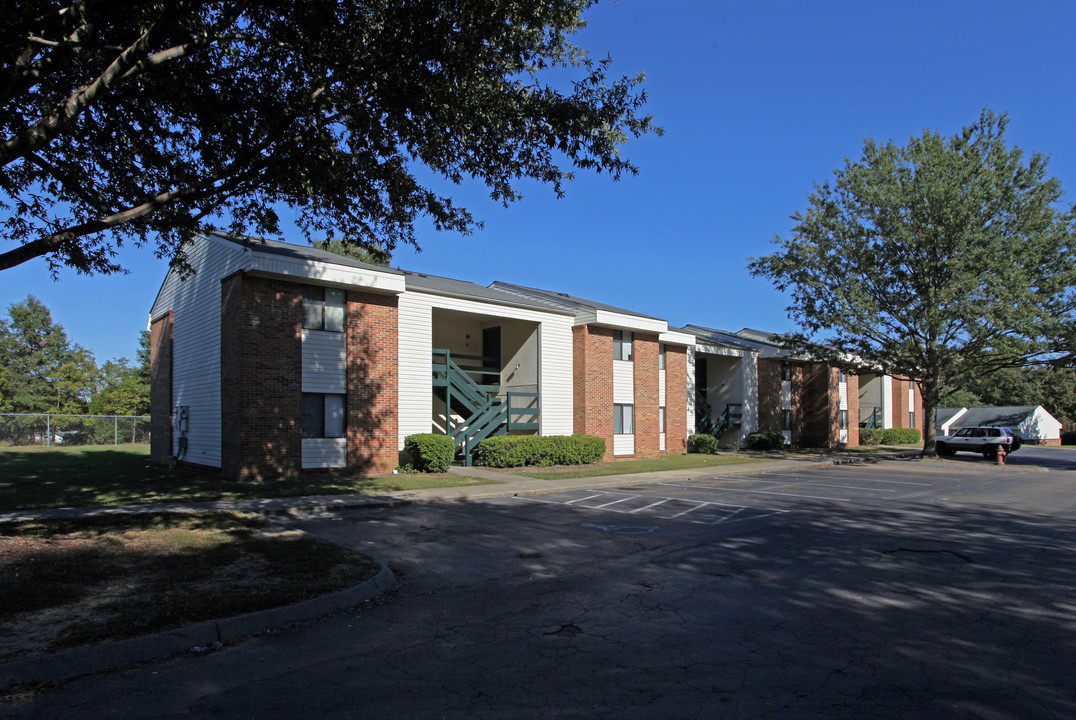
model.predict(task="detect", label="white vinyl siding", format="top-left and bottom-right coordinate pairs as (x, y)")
top-left (150, 237), bottom-right (246, 467)
top-left (301, 330), bottom-right (347, 393)
top-left (396, 291), bottom-right (574, 448)
top-left (613, 434), bottom-right (635, 456)
top-left (659, 369), bottom-right (666, 407)
top-left (882, 375), bottom-right (894, 428)
top-left (613, 360), bottom-right (634, 404)
top-left (301, 438), bottom-right (347, 469)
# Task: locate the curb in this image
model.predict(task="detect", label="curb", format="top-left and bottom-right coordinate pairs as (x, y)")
top-left (0, 562), bottom-right (396, 689)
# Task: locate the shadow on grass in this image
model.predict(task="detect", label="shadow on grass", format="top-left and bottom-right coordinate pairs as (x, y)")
top-left (0, 445), bottom-right (497, 511)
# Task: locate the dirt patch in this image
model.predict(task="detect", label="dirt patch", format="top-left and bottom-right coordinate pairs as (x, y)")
top-left (0, 512), bottom-right (379, 664)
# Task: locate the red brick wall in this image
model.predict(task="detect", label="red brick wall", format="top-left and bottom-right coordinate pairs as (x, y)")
top-left (345, 290), bottom-right (399, 476)
top-left (893, 377), bottom-right (908, 429)
top-left (220, 273), bottom-right (303, 481)
top-left (757, 359), bottom-right (783, 434)
top-left (149, 312), bottom-right (173, 465)
top-left (573, 325), bottom-right (615, 459)
top-left (846, 374), bottom-right (860, 447)
top-left (800, 363), bottom-right (834, 448)
top-left (665, 345), bottom-right (688, 454)
top-left (634, 333), bottom-right (660, 457)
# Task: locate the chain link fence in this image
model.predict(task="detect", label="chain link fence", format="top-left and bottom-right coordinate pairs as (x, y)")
top-left (0, 414), bottom-right (151, 447)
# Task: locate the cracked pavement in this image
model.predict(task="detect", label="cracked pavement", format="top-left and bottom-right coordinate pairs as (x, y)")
top-left (5, 456), bottom-right (1076, 719)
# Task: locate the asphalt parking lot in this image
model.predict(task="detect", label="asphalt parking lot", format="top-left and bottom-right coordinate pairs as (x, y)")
top-left (6, 457), bottom-right (1076, 719)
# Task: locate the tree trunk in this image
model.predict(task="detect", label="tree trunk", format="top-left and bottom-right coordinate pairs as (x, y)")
top-left (920, 378), bottom-right (939, 456)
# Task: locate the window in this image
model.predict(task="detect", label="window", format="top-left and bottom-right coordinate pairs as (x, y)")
top-left (782, 409), bottom-right (792, 431)
top-left (839, 369), bottom-right (847, 383)
top-left (613, 330), bottom-right (633, 361)
top-left (614, 404), bottom-right (634, 434)
top-left (303, 286), bottom-right (345, 332)
top-left (909, 411), bottom-right (916, 429)
top-left (839, 410), bottom-right (848, 430)
top-left (659, 344), bottom-right (666, 370)
top-left (781, 362), bottom-right (791, 381)
top-left (302, 393), bottom-right (346, 438)
top-left (659, 406), bottom-right (666, 433)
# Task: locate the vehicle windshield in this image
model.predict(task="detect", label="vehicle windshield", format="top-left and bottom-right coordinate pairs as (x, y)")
top-left (954, 428), bottom-right (973, 437)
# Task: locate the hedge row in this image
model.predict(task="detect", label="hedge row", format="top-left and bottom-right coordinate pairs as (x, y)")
top-left (859, 427), bottom-right (921, 445)
top-left (747, 431), bottom-right (785, 451)
top-left (402, 433), bottom-right (454, 473)
top-left (474, 435), bottom-right (605, 468)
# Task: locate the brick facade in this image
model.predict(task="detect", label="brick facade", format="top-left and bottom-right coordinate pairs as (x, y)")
top-left (345, 290), bottom-right (399, 476)
top-left (846, 374), bottom-right (860, 447)
top-left (220, 273), bottom-right (303, 481)
top-left (573, 325), bottom-right (615, 459)
top-left (757, 359), bottom-right (859, 448)
top-left (634, 333), bottom-right (661, 458)
top-left (149, 312), bottom-right (173, 465)
top-left (757, 359), bottom-right (783, 435)
top-left (665, 345), bottom-right (688, 454)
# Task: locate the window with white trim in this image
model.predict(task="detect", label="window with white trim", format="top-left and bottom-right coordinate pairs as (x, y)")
top-left (302, 393), bottom-right (346, 438)
top-left (614, 404), bottom-right (634, 434)
top-left (659, 406), bottom-right (666, 433)
top-left (303, 287), bottom-right (346, 332)
top-left (839, 410), bottom-right (848, 430)
top-left (659, 344), bottom-right (666, 370)
top-left (839, 368), bottom-right (847, 383)
top-left (613, 330), bottom-right (633, 361)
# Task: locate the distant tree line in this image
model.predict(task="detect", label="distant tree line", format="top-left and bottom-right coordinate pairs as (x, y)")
top-left (0, 296), bottom-right (149, 416)
top-left (941, 369), bottom-right (1076, 429)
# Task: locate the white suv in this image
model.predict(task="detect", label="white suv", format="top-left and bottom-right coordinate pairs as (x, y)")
top-left (936, 426), bottom-right (1018, 458)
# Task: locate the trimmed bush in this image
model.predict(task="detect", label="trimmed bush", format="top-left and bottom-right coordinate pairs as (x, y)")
top-left (474, 435), bottom-right (605, 468)
top-left (688, 434), bottom-right (721, 454)
top-left (1062, 430), bottom-right (1076, 446)
top-left (861, 428), bottom-right (921, 445)
top-left (747, 432), bottom-right (785, 451)
top-left (403, 433), bottom-right (454, 473)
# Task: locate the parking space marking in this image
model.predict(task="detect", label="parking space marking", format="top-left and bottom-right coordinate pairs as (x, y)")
top-left (658, 482), bottom-right (853, 501)
top-left (513, 490), bottom-right (786, 527)
top-left (719, 477), bottom-right (902, 492)
top-left (755, 471), bottom-right (932, 486)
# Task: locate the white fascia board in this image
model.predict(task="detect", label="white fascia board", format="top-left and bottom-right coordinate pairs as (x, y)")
top-left (245, 253), bottom-right (406, 294)
top-left (659, 329), bottom-right (696, 347)
top-left (410, 286), bottom-right (574, 318)
top-left (694, 342), bottom-right (748, 358)
top-left (590, 309), bottom-right (668, 335)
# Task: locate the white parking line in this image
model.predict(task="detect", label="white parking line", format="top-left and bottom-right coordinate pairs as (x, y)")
top-left (754, 471), bottom-right (931, 487)
top-left (594, 496), bottom-right (638, 509)
top-left (722, 478), bottom-right (899, 492)
top-left (667, 502), bottom-right (710, 518)
top-left (564, 494), bottom-right (604, 505)
top-left (629, 499), bottom-right (671, 513)
top-left (658, 482), bottom-right (852, 501)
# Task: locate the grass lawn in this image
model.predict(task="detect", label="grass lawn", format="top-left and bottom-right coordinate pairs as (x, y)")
top-left (505, 453), bottom-right (772, 480)
top-left (0, 444), bottom-right (498, 512)
top-left (0, 512), bottom-right (380, 664)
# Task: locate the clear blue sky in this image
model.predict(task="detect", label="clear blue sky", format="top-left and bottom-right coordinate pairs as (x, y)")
top-left (3, 0), bottom-right (1075, 364)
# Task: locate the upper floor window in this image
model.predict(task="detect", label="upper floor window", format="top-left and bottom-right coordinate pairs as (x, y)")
top-left (303, 286), bottom-right (345, 332)
top-left (659, 344), bottom-right (666, 370)
top-left (838, 368), bottom-right (847, 383)
top-left (781, 362), bottom-right (792, 382)
top-left (614, 330), bottom-right (633, 362)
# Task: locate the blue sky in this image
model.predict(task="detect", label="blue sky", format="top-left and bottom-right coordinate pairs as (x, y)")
top-left (3, 0), bottom-right (1075, 364)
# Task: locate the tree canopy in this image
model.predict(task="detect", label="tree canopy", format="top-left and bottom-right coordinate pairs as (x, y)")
top-left (748, 110), bottom-right (1076, 454)
top-left (1, 1), bottom-right (659, 276)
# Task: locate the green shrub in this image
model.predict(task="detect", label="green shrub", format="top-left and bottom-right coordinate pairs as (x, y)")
top-left (861, 427), bottom-right (921, 445)
top-left (474, 435), bottom-right (605, 468)
top-left (402, 433), bottom-right (454, 473)
top-left (747, 432), bottom-right (785, 451)
top-left (688, 434), bottom-right (721, 454)
top-left (1062, 430), bottom-right (1076, 446)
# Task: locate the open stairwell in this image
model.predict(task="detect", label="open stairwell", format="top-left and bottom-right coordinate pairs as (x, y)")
top-left (432, 349), bottom-right (539, 465)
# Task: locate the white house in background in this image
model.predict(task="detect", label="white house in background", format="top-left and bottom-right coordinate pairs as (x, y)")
top-left (935, 407), bottom-right (968, 437)
top-left (944, 406), bottom-right (1063, 446)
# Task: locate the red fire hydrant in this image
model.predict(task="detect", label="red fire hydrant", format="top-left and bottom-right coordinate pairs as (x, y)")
top-left (996, 445), bottom-right (1006, 465)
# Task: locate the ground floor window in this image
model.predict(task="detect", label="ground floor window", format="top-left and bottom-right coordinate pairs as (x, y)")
top-left (302, 393), bottom-right (346, 438)
top-left (909, 411), bottom-right (916, 430)
top-left (659, 406), bottom-right (666, 433)
top-left (614, 404), bottom-right (634, 434)
top-left (839, 410), bottom-right (848, 430)
top-left (782, 409), bottom-right (792, 432)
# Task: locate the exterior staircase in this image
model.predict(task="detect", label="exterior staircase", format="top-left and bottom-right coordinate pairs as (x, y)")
top-left (432, 349), bottom-right (539, 465)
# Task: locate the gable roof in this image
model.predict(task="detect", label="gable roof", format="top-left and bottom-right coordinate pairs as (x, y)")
top-left (211, 232), bottom-right (405, 275)
top-left (489, 281), bottom-right (668, 334)
top-left (950, 406), bottom-right (1042, 429)
top-left (402, 271), bottom-right (573, 315)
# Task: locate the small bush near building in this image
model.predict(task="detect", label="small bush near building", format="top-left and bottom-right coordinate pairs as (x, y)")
top-left (1060, 430), bottom-right (1076, 446)
top-left (474, 435), bottom-right (605, 468)
top-left (860, 428), bottom-right (921, 445)
top-left (403, 434), bottom-right (454, 473)
top-left (688, 434), bottom-right (721, 454)
top-left (747, 432), bottom-right (785, 451)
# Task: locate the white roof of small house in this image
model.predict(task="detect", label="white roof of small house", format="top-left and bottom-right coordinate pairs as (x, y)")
top-left (949, 406), bottom-right (1063, 438)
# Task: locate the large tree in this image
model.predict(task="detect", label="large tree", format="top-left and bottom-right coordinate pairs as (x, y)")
top-left (1, 1), bottom-right (658, 275)
top-left (0, 295), bottom-right (98, 413)
top-left (748, 110), bottom-right (1076, 455)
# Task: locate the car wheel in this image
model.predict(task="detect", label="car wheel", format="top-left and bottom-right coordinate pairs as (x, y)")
top-left (982, 448), bottom-right (997, 459)
top-left (936, 443), bottom-right (951, 457)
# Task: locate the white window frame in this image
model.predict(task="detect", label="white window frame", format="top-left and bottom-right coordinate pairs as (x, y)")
top-left (614, 403), bottom-right (634, 434)
top-left (302, 393), bottom-right (347, 438)
top-left (613, 330), bottom-right (633, 362)
top-left (303, 286), bottom-right (346, 332)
